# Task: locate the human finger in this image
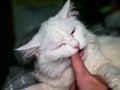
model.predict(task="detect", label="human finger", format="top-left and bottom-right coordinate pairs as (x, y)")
top-left (70, 53), bottom-right (91, 78)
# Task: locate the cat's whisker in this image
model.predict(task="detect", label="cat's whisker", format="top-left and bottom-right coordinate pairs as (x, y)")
top-left (58, 57), bottom-right (64, 64)
top-left (92, 29), bottom-right (104, 34)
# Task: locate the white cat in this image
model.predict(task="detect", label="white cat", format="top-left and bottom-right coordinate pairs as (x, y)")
top-left (16, 0), bottom-right (120, 90)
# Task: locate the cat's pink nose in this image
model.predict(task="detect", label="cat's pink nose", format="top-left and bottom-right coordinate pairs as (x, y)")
top-left (74, 44), bottom-right (80, 49)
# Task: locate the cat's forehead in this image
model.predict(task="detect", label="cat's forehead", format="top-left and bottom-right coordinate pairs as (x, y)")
top-left (42, 17), bottom-right (77, 33)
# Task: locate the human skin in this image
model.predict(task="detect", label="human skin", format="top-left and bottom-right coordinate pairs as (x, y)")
top-left (69, 54), bottom-right (108, 90)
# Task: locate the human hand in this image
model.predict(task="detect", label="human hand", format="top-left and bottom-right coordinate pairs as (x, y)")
top-left (69, 54), bottom-right (108, 90)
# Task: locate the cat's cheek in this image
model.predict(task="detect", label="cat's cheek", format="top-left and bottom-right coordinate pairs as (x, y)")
top-left (65, 45), bottom-right (78, 56)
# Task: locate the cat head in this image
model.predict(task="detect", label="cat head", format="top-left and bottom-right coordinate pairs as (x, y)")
top-left (16, 0), bottom-right (95, 63)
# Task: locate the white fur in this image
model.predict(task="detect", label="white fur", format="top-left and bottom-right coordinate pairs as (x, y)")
top-left (97, 36), bottom-right (120, 68)
top-left (17, 0), bottom-right (120, 90)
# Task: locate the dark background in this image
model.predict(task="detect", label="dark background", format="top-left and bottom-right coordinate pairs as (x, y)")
top-left (0, 0), bottom-right (15, 89)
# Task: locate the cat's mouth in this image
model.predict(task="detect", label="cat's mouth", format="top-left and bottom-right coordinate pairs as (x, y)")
top-left (78, 49), bottom-right (85, 57)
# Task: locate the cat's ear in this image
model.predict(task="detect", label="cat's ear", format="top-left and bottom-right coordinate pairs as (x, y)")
top-left (15, 36), bottom-right (40, 58)
top-left (56, 0), bottom-right (78, 18)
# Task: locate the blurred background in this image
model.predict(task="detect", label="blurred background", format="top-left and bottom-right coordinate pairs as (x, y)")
top-left (1, 0), bottom-right (120, 89)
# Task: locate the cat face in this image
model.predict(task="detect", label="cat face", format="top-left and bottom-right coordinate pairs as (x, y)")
top-left (40, 16), bottom-right (87, 50)
top-left (16, 0), bottom-right (90, 63)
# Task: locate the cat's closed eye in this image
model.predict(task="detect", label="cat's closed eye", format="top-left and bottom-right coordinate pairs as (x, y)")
top-left (71, 29), bottom-right (75, 36)
top-left (58, 43), bottom-right (66, 48)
